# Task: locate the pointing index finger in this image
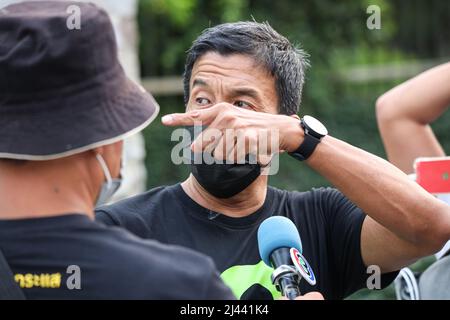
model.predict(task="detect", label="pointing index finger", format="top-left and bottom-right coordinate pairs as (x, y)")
top-left (161, 106), bottom-right (220, 127)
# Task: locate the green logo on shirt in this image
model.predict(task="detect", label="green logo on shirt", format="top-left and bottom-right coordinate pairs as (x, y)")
top-left (221, 260), bottom-right (281, 299)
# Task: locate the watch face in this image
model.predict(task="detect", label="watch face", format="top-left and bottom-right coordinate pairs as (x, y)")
top-left (303, 115), bottom-right (328, 137)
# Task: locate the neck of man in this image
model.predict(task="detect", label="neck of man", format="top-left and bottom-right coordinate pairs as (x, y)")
top-left (181, 174), bottom-right (268, 218)
top-left (0, 160), bottom-right (96, 220)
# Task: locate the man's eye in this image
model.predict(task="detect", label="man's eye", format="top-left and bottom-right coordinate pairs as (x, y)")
top-left (195, 97), bottom-right (211, 106)
top-left (234, 101), bottom-right (251, 109)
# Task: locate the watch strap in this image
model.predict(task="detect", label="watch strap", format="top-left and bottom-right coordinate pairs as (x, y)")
top-left (289, 133), bottom-right (321, 161)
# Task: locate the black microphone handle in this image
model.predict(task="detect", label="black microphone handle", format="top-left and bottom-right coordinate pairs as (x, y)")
top-left (270, 248), bottom-right (302, 300)
top-left (278, 274), bottom-right (301, 300)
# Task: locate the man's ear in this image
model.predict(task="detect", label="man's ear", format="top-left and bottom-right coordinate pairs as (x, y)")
top-left (290, 114), bottom-right (300, 120)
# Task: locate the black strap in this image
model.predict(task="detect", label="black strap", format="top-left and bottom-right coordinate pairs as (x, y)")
top-left (0, 249), bottom-right (26, 300)
top-left (288, 133), bottom-right (321, 161)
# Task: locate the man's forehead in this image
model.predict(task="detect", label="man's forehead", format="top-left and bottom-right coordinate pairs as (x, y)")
top-left (194, 52), bottom-right (259, 69)
top-left (190, 52), bottom-right (273, 89)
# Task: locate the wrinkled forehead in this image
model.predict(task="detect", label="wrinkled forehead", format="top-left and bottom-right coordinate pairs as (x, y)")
top-left (189, 52), bottom-right (277, 101)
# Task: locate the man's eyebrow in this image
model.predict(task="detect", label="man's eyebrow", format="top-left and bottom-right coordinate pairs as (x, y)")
top-left (230, 87), bottom-right (260, 100)
top-left (192, 78), bottom-right (260, 100)
top-left (192, 78), bottom-right (208, 88)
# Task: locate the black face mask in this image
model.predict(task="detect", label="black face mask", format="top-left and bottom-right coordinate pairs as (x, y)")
top-left (185, 126), bottom-right (261, 198)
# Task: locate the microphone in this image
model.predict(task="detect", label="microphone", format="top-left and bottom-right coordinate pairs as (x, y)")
top-left (257, 216), bottom-right (316, 300)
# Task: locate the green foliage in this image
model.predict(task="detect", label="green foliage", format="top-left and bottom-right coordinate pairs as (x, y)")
top-left (137, 0), bottom-right (450, 299)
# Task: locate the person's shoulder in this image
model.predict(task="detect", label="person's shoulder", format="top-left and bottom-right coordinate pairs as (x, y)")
top-left (93, 224), bottom-right (230, 299)
top-left (298, 187), bottom-right (357, 210)
top-left (269, 186), bottom-right (353, 220)
top-left (98, 184), bottom-right (177, 213)
top-left (95, 184), bottom-right (178, 226)
top-left (269, 185), bottom-right (340, 202)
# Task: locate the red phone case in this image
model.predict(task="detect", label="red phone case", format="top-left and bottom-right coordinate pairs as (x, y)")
top-left (415, 157), bottom-right (450, 194)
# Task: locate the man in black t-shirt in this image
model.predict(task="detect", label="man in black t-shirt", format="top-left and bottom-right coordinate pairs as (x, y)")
top-left (0, 2), bottom-right (234, 300)
top-left (97, 184), bottom-right (387, 299)
top-left (97, 22), bottom-right (450, 300)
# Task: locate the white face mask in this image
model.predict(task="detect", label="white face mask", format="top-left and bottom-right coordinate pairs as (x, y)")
top-left (95, 153), bottom-right (123, 207)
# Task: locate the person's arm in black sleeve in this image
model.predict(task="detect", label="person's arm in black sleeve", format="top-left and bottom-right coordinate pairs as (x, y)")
top-left (96, 206), bottom-right (153, 239)
top-left (96, 209), bottom-right (119, 226)
top-left (320, 188), bottom-right (398, 299)
top-left (202, 258), bottom-right (236, 300)
top-left (144, 242), bottom-right (236, 300)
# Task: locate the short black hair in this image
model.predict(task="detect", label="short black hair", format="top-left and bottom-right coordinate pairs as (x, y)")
top-left (183, 21), bottom-right (309, 115)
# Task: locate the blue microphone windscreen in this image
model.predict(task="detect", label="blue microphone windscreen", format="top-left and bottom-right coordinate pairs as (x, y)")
top-left (257, 216), bottom-right (302, 266)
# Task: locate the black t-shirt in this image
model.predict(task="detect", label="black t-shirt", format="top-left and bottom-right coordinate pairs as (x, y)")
top-left (0, 214), bottom-right (234, 299)
top-left (96, 184), bottom-right (398, 300)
